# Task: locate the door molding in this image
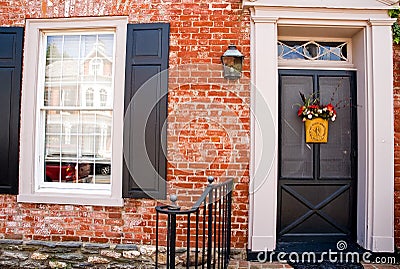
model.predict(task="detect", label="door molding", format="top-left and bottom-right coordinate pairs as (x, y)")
top-left (248, 6), bottom-right (394, 252)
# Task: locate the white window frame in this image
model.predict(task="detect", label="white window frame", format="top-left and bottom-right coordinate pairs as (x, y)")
top-left (18, 17), bottom-right (128, 206)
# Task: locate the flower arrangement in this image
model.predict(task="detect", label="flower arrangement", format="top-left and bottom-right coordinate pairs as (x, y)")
top-left (297, 92), bottom-right (337, 122)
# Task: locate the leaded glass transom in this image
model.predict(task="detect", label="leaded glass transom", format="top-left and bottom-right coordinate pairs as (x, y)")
top-left (278, 41), bottom-right (348, 62)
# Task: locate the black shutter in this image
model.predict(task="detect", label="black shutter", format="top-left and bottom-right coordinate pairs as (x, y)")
top-left (0, 27), bottom-right (23, 194)
top-left (123, 23), bottom-right (169, 199)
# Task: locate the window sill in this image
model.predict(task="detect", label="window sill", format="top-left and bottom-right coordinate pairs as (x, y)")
top-left (17, 193), bottom-right (124, 207)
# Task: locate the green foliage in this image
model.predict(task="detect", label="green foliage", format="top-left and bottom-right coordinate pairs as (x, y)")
top-left (389, 8), bottom-right (400, 44)
top-left (389, 8), bottom-right (400, 18)
top-left (393, 21), bottom-right (400, 44)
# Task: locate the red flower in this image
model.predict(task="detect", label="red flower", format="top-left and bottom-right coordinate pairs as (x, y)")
top-left (326, 103), bottom-right (334, 112)
top-left (296, 92), bottom-right (337, 121)
top-left (297, 106), bottom-right (305, 116)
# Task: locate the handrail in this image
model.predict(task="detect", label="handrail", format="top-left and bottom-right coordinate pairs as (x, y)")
top-left (155, 177), bottom-right (234, 269)
top-left (191, 177), bottom-right (234, 210)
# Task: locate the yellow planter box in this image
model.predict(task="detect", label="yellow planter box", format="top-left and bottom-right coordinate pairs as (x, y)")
top-left (304, 118), bottom-right (329, 143)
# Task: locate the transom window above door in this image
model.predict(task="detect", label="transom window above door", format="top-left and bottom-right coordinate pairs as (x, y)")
top-left (278, 40), bottom-right (349, 62)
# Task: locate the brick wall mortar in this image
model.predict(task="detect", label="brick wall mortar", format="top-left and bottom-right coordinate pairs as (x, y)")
top-left (0, 0), bottom-right (250, 250)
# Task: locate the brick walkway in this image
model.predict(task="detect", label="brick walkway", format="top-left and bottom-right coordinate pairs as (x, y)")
top-left (228, 260), bottom-right (400, 268)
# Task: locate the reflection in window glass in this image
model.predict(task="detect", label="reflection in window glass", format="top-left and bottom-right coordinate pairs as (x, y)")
top-left (86, 88), bottom-right (94, 107)
top-left (100, 89), bottom-right (107, 106)
top-left (43, 32), bottom-right (114, 185)
top-left (90, 58), bottom-right (103, 76)
top-left (278, 41), bottom-right (348, 62)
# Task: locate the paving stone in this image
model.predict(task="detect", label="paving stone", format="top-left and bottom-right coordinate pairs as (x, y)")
top-left (0, 260), bottom-right (19, 267)
top-left (107, 263), bottom-right (138, 269)
top-left (114, 244), bottom-right (138, 250)
top-left (0, 239), bottom-right (23, 245)
top-left (19, 260), bottom-right (48, 269)
top-left (30, 252), bottom-right (49, 260)
top-left (20, 245), bottom-right (40, 252)
top-left (88, 256), bottom-right (110, 264)
top-left (83, 243), bottom-right (110, 249)
top-left (71, 262), bottom-right (94, 268)
top-left (100, 250), bottom-right (122, 259)
top-left (41, 247), bottom-right (75, 253)
top-left (122, 250), bottom-right (141, 259)
top-left (81, 248), bottom-right (100, 254)
top-left (49, 260), bottom-right (68, 268)
top-left (55, 242), bottom-right (83, 248)
top-left (26, 240), bottom-right (56, 248)
top-left (2, 250), bottom-right (29, 260)
top-left (53, 253), bottom-right (85, 261)
top-left (140, 245), bottom-right (157, 256)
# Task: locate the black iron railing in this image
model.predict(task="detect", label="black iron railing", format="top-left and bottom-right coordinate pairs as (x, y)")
top-left (155, 177), bottom-right (233, 269)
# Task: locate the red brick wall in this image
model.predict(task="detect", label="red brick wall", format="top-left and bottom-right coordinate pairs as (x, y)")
top-left (0, 0), bottom-right (250, 249)
top-left (394, 44), bottom-right (400, 250)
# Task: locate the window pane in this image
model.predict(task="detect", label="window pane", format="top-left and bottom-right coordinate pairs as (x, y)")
top-left (61, 88), bottom-right (79, 106)
top-left (46, 36), bottom-right (63, 63)
top-left (63, 35), bottom-right (81, 59)
top-left (44, 33), bottom-right (114, 108)
top-left (280, 76), bottom-right (314, 178)
top-left (319, 77), bottom-right (352, 178)
top-left (42, 31), bottom-right (114, 185)
top-left (44, 110), bottom-right (111, 184)
top-left (278, 41), bottom-right (348, 61)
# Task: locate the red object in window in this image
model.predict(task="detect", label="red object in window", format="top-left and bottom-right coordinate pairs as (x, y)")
top-left (45, 163), bottom-right (91, 182)
top-left (45, 163), bottom-right (76, 182)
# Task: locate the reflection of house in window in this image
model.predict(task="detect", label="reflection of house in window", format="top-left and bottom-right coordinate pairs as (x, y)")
top-left (100, 89), bottom-right (107, 106)
top-left (100, 124), bottom-right (108, 154)
top-left (62, 89), bottom-right (76, 106)
top-left (89, 58), bottom-right (103, 76)
top-left (43, 36), bottom-right (113, 162)
top-left (44, 89), bottom-right (50, 106)
top-left (64, 122), bottom-right (72, 145)
top-left (86, 88), bottom-right (94, 107)
top-left (45, 35), bottom-right (113, 165)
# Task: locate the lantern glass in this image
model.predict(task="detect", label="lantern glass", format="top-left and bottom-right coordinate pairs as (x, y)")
top-left (221, 45), bottom-right (243, 80)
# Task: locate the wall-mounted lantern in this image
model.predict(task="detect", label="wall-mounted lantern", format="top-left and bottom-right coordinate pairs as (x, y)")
top-left (221, 45), bottom-right (244, 80)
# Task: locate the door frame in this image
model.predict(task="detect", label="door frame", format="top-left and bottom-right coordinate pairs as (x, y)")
top-left (277, 69), bottom-right (358, 242)
top-left (247, 5), bottom-right (395, 253)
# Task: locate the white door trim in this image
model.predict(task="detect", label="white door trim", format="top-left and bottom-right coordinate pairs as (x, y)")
top-left (248, 6), bottom-right (395, 252)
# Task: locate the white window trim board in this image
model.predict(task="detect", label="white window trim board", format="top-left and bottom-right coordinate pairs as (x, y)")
top-left (18, 16), bottom-right (128, 207)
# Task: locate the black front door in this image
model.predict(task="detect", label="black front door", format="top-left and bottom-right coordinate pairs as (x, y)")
top-left (278, 70), bottom-right (357, 243)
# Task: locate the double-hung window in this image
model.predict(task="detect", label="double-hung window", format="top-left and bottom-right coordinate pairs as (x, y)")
top-left (18, 17), bottom-right (127, 206)
top-left (17, 17), bottom-right (169, 205)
